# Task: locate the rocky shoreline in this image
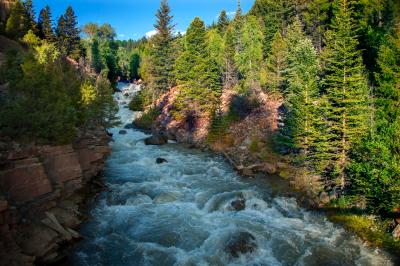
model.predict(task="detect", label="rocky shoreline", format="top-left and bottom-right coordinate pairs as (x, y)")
top-left (0, 129), bottom-right (111, 265)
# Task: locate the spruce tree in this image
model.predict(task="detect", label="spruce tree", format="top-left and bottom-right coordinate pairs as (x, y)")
top-left (303, 0), bottom-right (331, 52)
top-left (285, 36), bottom-right (320, 167)
top-left (5, 1), bottom-right (27, 39)
top-left (56, 15), bottom-right (67, 54)
top-left (23, 0), bottom-right (37, 33)
top-left (348, 23), bottom-right (400, 213)
top-left (149, 0), bottom-right (175, 96)
top-left (63, 6), bottom-right (81, 58)
top-left (235, 15), bottom-right (264, 89)
top-left (175, 17), bottom-right (221, 114)
top-left (217, 10), bottom-right (229, 34)
top-left (322, 0), bottom-right (370, 187)
top-left (222, 25), bottom-right (239, 89)
top-left (38, 5), bottom-right (55, 42)
top-left (265, 31), bottom-right (287, 95)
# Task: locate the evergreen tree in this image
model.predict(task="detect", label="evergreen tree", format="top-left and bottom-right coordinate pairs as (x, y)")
top-left (148, 0), bottom-right (175, 96)
top-left (206, 29), bottom-right (224, 71)
top-left (222, 25), bottom-right (239, 89)
top-left (56, 6), bottom-right (80, 58)
top-left (217, 10), bottom-right (229, 34)
top-left (5, 1), bottom-right (27, 39)
top-left (91, 38), bottom-right (103, 73)
top-left (235, 15), bottom-right (264, 89)
top-left (303, 0), bottom-right (331, 52)
top-left (349, 23), bottom-right (400, 213)
top-left (249, 0), bottom-right (295, 55)
top-left (285, 37), bottom-right (320, 167)
top-left (23, 0), bottom-right (37, 33)
top-left (38, 5), bottom-right (55, 42)
top-left (175, 17), bottom-right (221, 114)
top-left (322, 0), bottom-right (370, 187)
top-left (63, 6), bottom-right (81, 58)
top-left (265, 31), bottom-right (288, 95)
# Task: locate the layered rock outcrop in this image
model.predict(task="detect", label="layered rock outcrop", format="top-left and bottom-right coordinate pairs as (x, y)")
top-left (0, 129), bottom-right (111, 265)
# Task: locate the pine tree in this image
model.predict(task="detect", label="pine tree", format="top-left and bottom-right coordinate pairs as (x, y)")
top-left (303, 0), bottom-right (331, 52)
top-left (55, 15), bottom-right (67, 54)
top-left (235, 15), bottom-right (264, 89)
top-left (249, 0), bottom-right (295, 55)
top-left (148, 0), bottom-right (175, 96)
top-left (23, 0), bottom-right (37, 33)
top-left (175, 17), bottom-right (221, 114)
top-left (322, 0), bottom-right (370, 187)
top-left (38, 5), bottom-right (55, 42)
top-left (222, 25), bottom-right (239, 89)
top-left (217, 10), bottom-right (229, 34)
top-left (56, 6), bottom-right (80, 58)
top-left (91, 38), bottom-right (103, 73)
top-left (265, 31), bottom-right (288, 95)
top-left (63, 6), bottom-right (81, 58)
top-left (285, 37), bottom-right (320, 167)
top-left (5, 1), bottom-right (27, 39)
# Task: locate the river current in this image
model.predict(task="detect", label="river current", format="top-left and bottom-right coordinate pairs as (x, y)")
top-left (72, 83), bottom-right (394, 266)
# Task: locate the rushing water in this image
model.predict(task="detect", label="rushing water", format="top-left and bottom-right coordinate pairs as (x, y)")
top-left (72, 83), bottom-right (394, 266)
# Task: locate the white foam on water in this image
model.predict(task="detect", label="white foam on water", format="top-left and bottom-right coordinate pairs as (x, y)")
top-left (72, 83), bottom-right (395, 266)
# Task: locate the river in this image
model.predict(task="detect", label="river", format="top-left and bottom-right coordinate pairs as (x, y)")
top-left (72, 83), bottom-right (393, 266)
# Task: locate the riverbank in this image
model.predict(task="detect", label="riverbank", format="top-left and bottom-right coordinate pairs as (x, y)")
top-left (133, 85), bottom-right (400, 262)
top-left (0, 129), bottom-right (111, 265)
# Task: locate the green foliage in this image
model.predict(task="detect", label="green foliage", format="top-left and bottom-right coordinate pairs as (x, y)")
top-left (23, 0), bottom-right (37, 34)
top-left (22, 29), bottom-right (40, 47)
top-left (5, 1), bottom-right (27, 39)
top-left (129, 52), bottom-right (141, 80)
top-left (175, 17), bottom-right (221, 116)
top-left (134, 108), bottom-right (161, 131)
top-left (321, 0), bottom-right (370, 185)
top-left (234, 15), bottom-right (264, 89)
top-left (38, 5), bottom-right (55, 42)
top-left (128, 91), bottom-right (145, 111)
top-left (56, 6), bottom-right (81, 58)
top-left (0, 52), bottom-right (80, 144)
top-left (217, 10), bottom-right (230, 34)
top-left (264, 31), bottom-right (287, 95)
top-left (249, 0), bottom-right (294, 55)
top-left (147, 0), bottom-right (176, 95)
top-left (348, 24), bottom-right (400, 214)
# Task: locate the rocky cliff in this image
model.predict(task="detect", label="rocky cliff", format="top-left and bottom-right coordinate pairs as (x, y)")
top-left (0, 129), bottom-right (111, 265)
top-left (0, 0), bottom-right (15, 23)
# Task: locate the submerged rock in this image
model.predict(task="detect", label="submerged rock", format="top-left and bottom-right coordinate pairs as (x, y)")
top-left (225, 231), bottom-right (257, 258)
top-left (156, 158), bottom-right (168, 164)
top-left (144, 133), bottom-right (168, 145)
top-left (119, 130), bottom-right (127, 135)
top-left (124, 123), bottom-right (134, 129)
top-left (231, 198), bottom-right (246, 211)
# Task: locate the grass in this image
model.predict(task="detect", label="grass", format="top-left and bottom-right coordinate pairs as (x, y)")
top-left (326, 205), bottom-right (400, 259)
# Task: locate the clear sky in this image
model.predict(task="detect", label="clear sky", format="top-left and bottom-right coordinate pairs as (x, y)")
top-left (33, 0), bottom-right (254, 40)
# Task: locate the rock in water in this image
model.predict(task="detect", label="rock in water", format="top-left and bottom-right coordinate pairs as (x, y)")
top-left (124, 123), bottom-right (134, 129)
top-left (156, 158), bottom-right (168, 164)
top-left (225, 232), bottom-right (257, 258)
top-left (144, 133), bottom-right (168, 145)
top-left (119, 130), bottom-right (127, 135)
top-left (231, 198), bottom-right (246, 211)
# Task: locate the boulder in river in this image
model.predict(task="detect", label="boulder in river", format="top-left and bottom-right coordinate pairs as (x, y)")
top-left (144, 133), bottom-right (168, 145)
top-left (124, 123), bottom-right (134, 129)
top-left (225, 231), bottom-right (257, 258)
top-left (231, 198), bottom-right (246, 211)
top-left (119, 130), bottom-right (127, 135)
top-left (156, 158), bottom-right (168, 164)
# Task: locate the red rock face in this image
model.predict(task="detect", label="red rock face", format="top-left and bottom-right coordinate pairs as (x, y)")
top-left (0, 130), bottom-right (111, 265)
top-left (40, 145), bottom-right (83, 185)
top-left (0, 160), bottom-right (52, 203)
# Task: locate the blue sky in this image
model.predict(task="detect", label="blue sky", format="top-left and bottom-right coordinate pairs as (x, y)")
top-left (33, 0), bottom-right (253, 40)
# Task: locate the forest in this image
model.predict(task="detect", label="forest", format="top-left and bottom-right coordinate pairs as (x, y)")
top-left (131, 0), bottom-right (400, 220)
top-left (0, 0), bottom-right (400, 260)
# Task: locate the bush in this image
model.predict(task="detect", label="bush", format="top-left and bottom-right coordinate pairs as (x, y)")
top-left (134, 108), bottom-right (160, 130)
top-left (129, 91), bottom-right (144, 111)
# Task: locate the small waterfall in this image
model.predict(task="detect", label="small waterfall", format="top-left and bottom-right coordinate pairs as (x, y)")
top-left (72, 83), bottom-right (394, 266)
